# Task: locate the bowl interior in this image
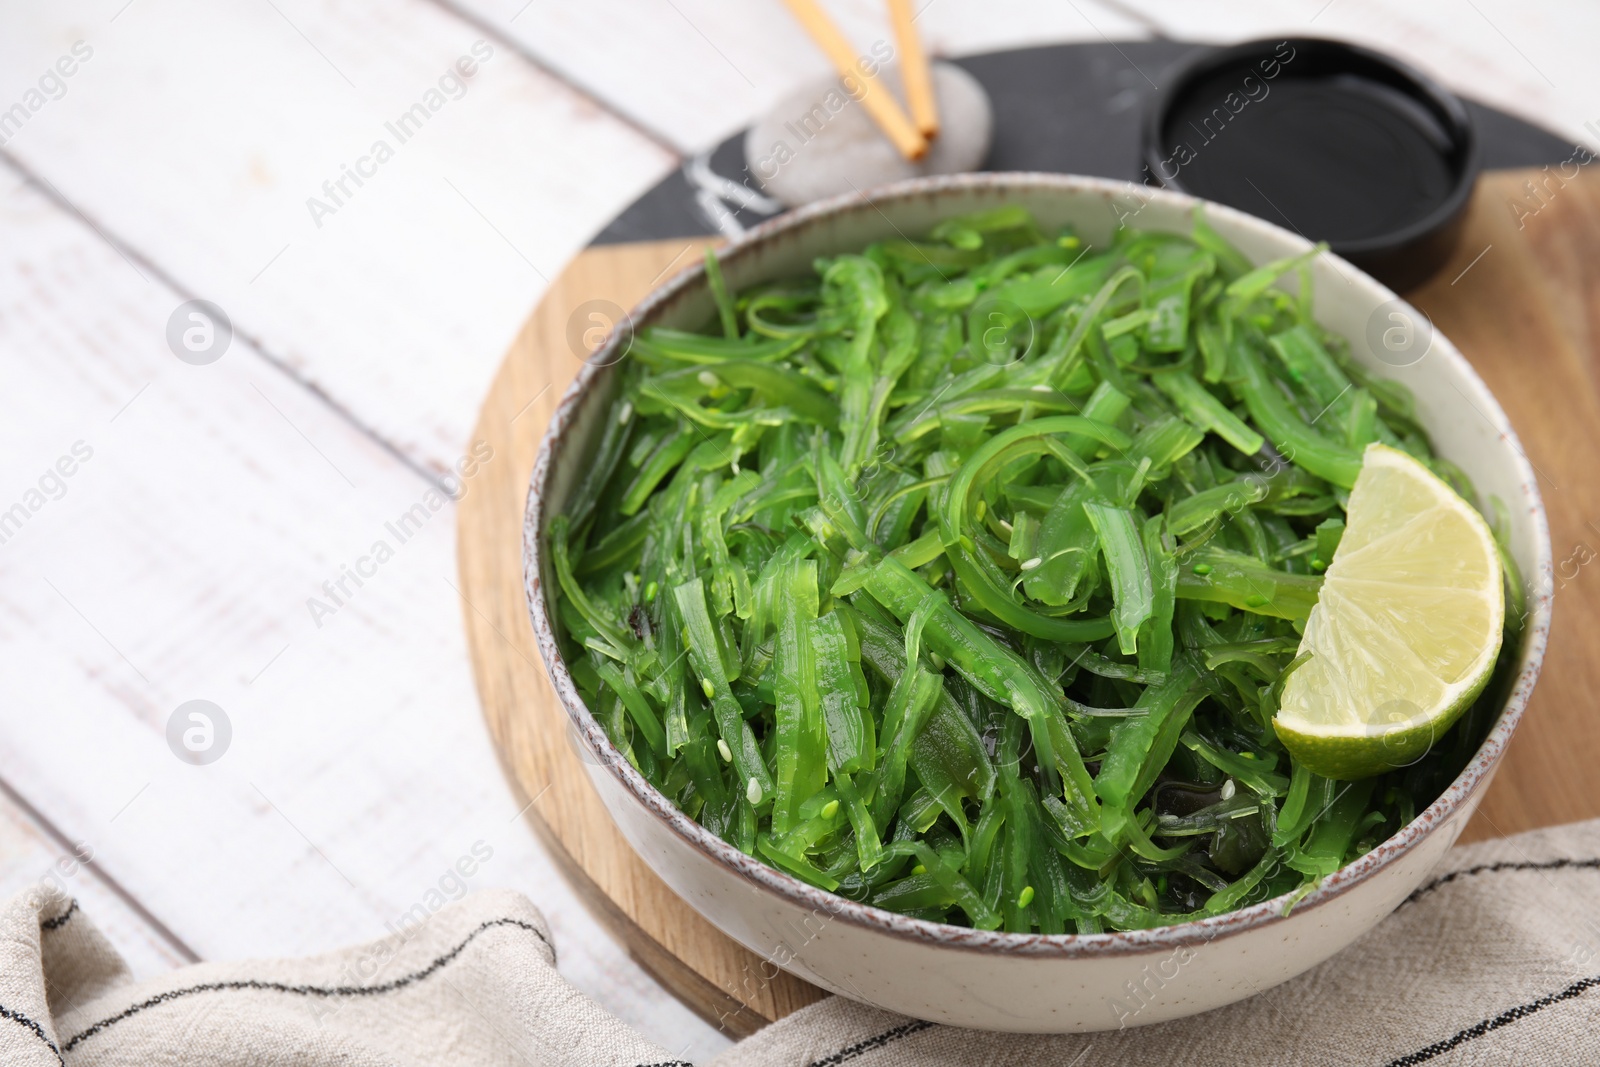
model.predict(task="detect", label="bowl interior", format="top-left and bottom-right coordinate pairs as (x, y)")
top-left (529, 173), bottom-right (1551, 948)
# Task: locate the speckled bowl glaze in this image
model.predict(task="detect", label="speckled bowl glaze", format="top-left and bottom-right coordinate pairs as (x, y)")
top-left (525, 174), bottom-right (1552, 1032)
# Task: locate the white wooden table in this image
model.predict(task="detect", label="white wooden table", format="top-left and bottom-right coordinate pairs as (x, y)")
top-left (1, 2), bottom-right (1592, 1060)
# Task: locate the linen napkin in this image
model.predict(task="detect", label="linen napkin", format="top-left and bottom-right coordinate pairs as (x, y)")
top-left (5, 818), bottom-right (1599, 1066)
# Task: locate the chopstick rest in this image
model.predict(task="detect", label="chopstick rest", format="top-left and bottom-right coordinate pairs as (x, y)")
top-left (745, 61), bottom-right (991, 207)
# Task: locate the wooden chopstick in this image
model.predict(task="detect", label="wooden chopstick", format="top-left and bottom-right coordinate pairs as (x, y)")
top-left (780, 0), bottom-right (928, 161)
top-left (885, 0), bottom-right (938, 140)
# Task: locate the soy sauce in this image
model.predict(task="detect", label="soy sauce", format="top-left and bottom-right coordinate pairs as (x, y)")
top-left (1146, 39), bottom-right (1480, 289)
top-left (1160, 72), bottom-right (1459, 246)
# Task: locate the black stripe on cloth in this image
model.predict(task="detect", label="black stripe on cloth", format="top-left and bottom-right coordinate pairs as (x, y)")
top-left (1400, 857), bottom-right (1600, 908)
top-left (62, 916), bottom-right (552, 1053)
top-left (807, 1020), bottom-right (935, 1066)
top-left (1382, 973), bottom-right (1600, 1066)
top-left (39, 900), bottom-right (78, 932)
top-left (1, 1001), bottom-right (65, 1067)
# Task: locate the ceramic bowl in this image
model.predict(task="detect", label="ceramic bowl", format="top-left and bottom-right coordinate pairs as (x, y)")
top-left (524, 173), bottom-right (1551, 1032)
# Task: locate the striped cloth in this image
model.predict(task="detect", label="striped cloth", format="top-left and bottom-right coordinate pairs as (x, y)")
top-left (4, 819), bottom-right (1599, 1066)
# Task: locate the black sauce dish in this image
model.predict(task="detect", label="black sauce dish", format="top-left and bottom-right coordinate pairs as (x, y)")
top-left (1143, 37), bottom-right (1480, 290)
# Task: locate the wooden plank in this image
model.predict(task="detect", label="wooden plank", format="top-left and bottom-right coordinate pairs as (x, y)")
top-left (1123, 0), bottom-right (1600, 147)
top-left (0, 0), bottom-right (676, 477)
top-left (459, 168), bottom-right (1600, 1031)
top-left (0, 162), bottom-right (730, 1060)
top-left (440, 0), bottom-right (1151, 152)
top-left (6, 0), bottom-right (1588, 484)
top-left (0, 782), bottom-right (191, 982)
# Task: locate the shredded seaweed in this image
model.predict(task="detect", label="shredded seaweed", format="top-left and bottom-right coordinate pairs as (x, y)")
top-left (547, 207), bottom-right (1515, 931)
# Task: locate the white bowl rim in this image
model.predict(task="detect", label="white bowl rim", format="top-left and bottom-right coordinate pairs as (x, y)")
top-left (524, 171), bottom-right (1553, 958)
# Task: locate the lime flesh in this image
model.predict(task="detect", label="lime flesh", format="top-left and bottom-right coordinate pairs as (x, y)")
top-left (1274, 444), bottom-right (1505, 780)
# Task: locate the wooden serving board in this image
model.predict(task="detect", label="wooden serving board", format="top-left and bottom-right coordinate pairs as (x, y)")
top-left (457, 168), bottom-right (1600, 1034)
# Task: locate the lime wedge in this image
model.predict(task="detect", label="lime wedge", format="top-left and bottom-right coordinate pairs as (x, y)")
top-left (1274, 443), bottom-right (1504, 780)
